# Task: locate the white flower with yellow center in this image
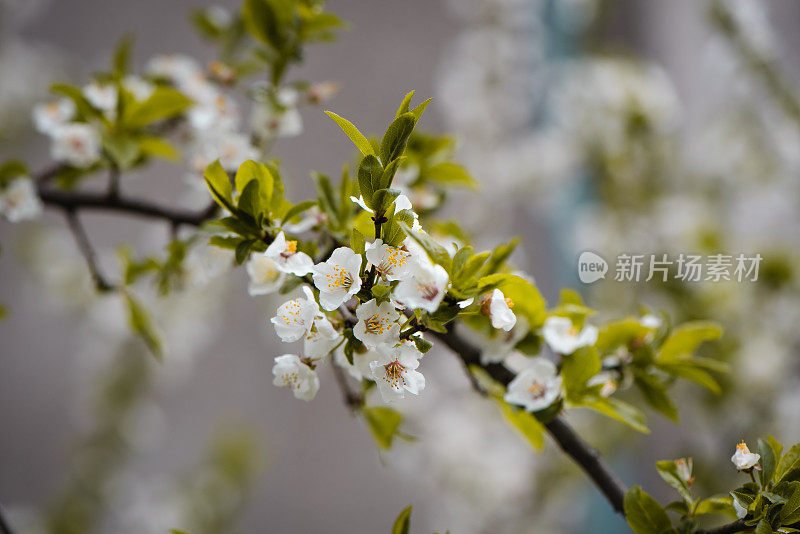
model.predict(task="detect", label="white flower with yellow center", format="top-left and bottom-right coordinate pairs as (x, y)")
top-left (304, 317), bottom-right (341, 359)
top-left (365, 238), bottom-right (415, 282)
top-left (393, 261), bottom-right (449, 313)
top-left (353, 299), bottom-right (401, 348)
top-left (32, 99), bottom-right (75, 135)
top-left (504, 358), bottom-right (562, 412)
top-left (369, 342), bottom-right (425, 402)
top-left (482, 289), bottom-right (516, 331)
top-left (272, 354), bottom-right (319, 401)
top-left (312, 247), bottom-right (362, 311)
top-left (0, 178), bottom-right (42, 223)
top-left (541, 316), bottom-right (598, 354)
top-left (731, 441), bottom-right (760, 471)
top-left (245, 254), bottom-right (285, 296)
top-left (251, 87), bottom-right (303, 138)
top-left (270, 286), bottom-right (320, 342)
top-left (265, 231), bottom-right (314, 276)
top-left (587, 370), bottom-right (618, 398)
top-left (123, 75), bottom-right (155, 101)
top-left (51, 123), bottom-right (101, 168)
top-left (83, 81), bottom-right (118, 118)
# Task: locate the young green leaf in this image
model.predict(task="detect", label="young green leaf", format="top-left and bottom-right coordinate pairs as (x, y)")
top-left (499, 401), bottom-right (545, 451)
top-left (586, 397), bottom-right (650, 434)
top-left (379, 112), bottom-right (415, 165)
top-left (395, 90), bottom-right (415, 118)
top-left (324, 111), bottom-right (376, 157)
top-left (426, 162), bottom-right (477, 189)
top-left (125, 293), bottom-right (163, 361)
top-left (392, 506), bottom-right (412, 534)
top-left (125, 86), bottom-right (192, 128)
top-left (362, 406), bottom-right (403, 449)
top-left (357, 154), bottom-right (382, 207)
top-left (624, 486), bottom-right (674, 534)
top-left (235, 160), bottom-right (274, 207)
top-left (399, 222), bottom-right (451, 271)
top-left (204, 160), bottom-right (234, 211)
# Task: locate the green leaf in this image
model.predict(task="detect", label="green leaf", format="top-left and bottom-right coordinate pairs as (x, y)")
top-left (125, 293), bottom-right (162, 361)
top-left (755, 520), bottom-right (774, 534)
top-left (112, 34), bottom-right (134, 78)
top-left (357, 154), bottom-right (382, 207)
top-left (634, 370), bottom-right (679, 422)
top-left (452, 246), bottom-right (473, 277)
top-left (410, 97), bottom-right (432, 122)
top-left (138, 137), bottom-right (180, 161)
top-left (204, 160), bottom-right (235, 212)
top-left (324, 111), bottom-right (376, 157)
top-left (125, 86), bottom-right (192, 128)
top-left (400, 222), bottom-right (451, 271)
top-left (482, 237), bottom-right (519, 275)
top-left (392, 505), bottom-right (412, 534)
top-left (51, 83), bottom-right (103, 121)
top-left (379, 156), bottom-right (406, 191)
top-left (586, 397), bottom-right (649, 434)
top-left (760, 438), bottom-right (777, 488)
top-left (380, 112), bottom-right (415, 165)
top-left (694, 496), bottom-right (735, 517)
top-left (655, 460), bottom-right (693, 503)
top-left (499, 401), bottom-right (545, 451)
top-left (595, 318), bottom-right (652, 353)
top-left (237, 179), bottom-right (263, 218)
top-left (395, 91), bottom-right (415, 118)
top-left (235, 160), bottom-right (273, 208)
top-left (282, 200), bottom-right (317, 226)
top-left (313, 172), bottom-right (340, 224)
top-left (477, 274), bottom-right (547, 329)
top-left (411, 335), bottom-right (433, 354)
top-left (241, 0), bottom-right (292, 49)
top-left (235, 239), bottom-right (255, 264)
top-left (777, 445), bottom-right (800, 485)
top-left (561, 346), bottom-right (601, 402)
top-left (102, 132), bottom-right (140, 169)
top-left (780, 483), bottom-right (800, 523)
top-left (362, 406), bottom-right (403, 449)
top-left (350, 228), bottom-right (366, 255)
top-left (372, 188), bottom-right (401, 216)
top-left (208, 235), bottom-right (244, 250)
top-left (426, 162), bottom-right (478, 189)
top-left (658, 321), bottom-right (722, 361)
top-left (656, 361), bottom-right (722, 395)
top-left (624, 486), bottom-right (674, 534)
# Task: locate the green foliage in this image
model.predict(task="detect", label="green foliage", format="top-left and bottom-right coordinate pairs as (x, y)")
top-left (624, 486), bottom-right (675, 534)
top-left (400, 222), bottom-right (451, 270)
top-left (586, 397), bottom-right (649, 434)
top-left (0, 159), bottom-right (29, 188)
top-left (499, 401), bottom-right (545, 451)
top-left (124, 293), bottom-right (163, 361)
top-left (324, 111), bottom-right (376, 157)
top-left (392, 506), bottom-right (412, 534)
top-left (656, 460), bottom-right (693, 503)
top-left (561, 346), bottom-right (601, 403)
top-left (363, 406), bottom-right (404, 450)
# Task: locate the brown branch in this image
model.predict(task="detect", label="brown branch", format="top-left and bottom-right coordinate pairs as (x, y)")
top-left (331, 362), bottom-right (362, 412)
top-left (40, 189), bottom-right (217, 227)
top-left (700, 519), bottom-right (750, 534)
top-left (64, 209), bottom-right (115, 292)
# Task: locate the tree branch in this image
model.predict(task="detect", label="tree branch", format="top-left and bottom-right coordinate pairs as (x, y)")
top-left (431, 324), bottom-right (628, 515)
top-left (64, 209), bottom-right (115, 292)
top-left (39, 189), bottom-right (217, 227)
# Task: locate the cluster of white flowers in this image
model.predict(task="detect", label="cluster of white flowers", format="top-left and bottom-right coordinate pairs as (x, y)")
top-left (0, 176), bottom-right (41, 222)
top-left (237, 199), bottom-right (527, 404)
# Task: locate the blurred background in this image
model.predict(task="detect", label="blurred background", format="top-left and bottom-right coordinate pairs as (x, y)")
top-left (2, 0), bottom-right (800, 533)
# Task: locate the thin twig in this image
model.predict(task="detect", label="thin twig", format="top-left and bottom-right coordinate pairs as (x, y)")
top-left (331, 361), bottom-right (362, 412)
top-left (64, 209), bottom-right (115, 292)
top-left (40, 189), bottom-right (217, 227)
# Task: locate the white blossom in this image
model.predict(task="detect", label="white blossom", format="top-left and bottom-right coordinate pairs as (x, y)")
top-left (731, 441), bottom-right (760, 470)
top-left (82, 81), bottom-right (118, 117)
top-left (251, 87), bottom-right (303, 138)
top-left (188, 92), bottom-right (240, 132)
top-left (350, 193), bottom-right (414, 215)
top-left (123, 75), bottom-right (155, 101)
top-left (365, 238), bottom-right (415, 281)
top-left (51, 123), bottom-right (101, 167)
top-left (480, 318), bottom-right (529, 365)
top-left (270, 286), bottom-right (320, 342)
top-left (264, 231), bottom-right (314, 276)
top-left (394, 261), bottom-right (449, 313)
top-left (0, 178), bottom-right (42, 222)
top-left (353, 299), bottom-right (401, 349)
top-left (32, 99), bottom-right (75, 135)
top-left (485, 289), bottom-right (516, 331)
top-left (587, 370), bottom-right (618, 397)
top-left (541, 315), bottom-right (598, 354)
top-left (272, 354), bottom-right (319, 401)
top-left (245, 254), bottom-right (285, 296)
top-left (369, 341), bottom-right (426, 402)
top-left (312, 247), bottom-right (362, 311)
top-left (504, 358), bottom-right (562, 412)
top-left (334, 345), bottom-right (373, 381)
top-left (145, 54), bottom-right (203, 86)
top-left (303, 317), bottom-right (341, 359)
